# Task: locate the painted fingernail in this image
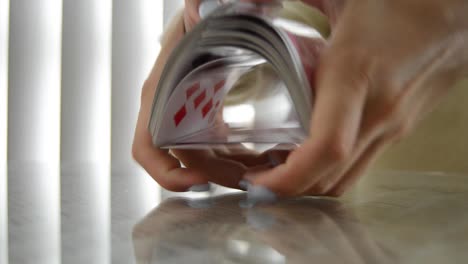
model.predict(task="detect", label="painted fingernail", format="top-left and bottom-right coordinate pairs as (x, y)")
top-left (188, 183), bottom-right (211, 192)
top-left (267, 152), bottom-right (281, 167)
top-left (243, 173), bottom-right (256, 182)
top-left (239, 180), bottom-right (251, 190)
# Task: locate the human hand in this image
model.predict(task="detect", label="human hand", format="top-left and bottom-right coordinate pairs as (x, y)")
top-left (246, 0), bottom-right (468, 197)
top-left (132, 0), bottom-right (295, 191)
top-left (131, 0), bottom-right (344, 192)
top-left (132, 4), bottom-right (208, 192)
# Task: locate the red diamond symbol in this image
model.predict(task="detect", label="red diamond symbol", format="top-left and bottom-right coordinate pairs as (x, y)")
top-left (214, 80), bottom-right (225, 94)
top-left (173, 105), bottom-right (187, 127)
top-left (202, 99), bottom-right (213, 118)
top-left (186, 82), bottom-right (200, 99)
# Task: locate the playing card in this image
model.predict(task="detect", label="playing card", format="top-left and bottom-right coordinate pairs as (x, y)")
top-left (150, 1), bottom-right (329, 149)
top-left (156, 57), bottom-right (258, 145)
top-left (286, 32), bottom-right (326, 89)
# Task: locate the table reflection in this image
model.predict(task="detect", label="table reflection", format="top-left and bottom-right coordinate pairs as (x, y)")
top-left (132, 194), bottom-right (393, 264)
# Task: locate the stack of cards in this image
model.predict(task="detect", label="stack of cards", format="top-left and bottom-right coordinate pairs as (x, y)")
top-left (150, 1), bottom-right (329, 149)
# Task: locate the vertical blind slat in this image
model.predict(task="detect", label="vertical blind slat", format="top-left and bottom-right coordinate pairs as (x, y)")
top-left (60, 0), bottom-right (111, 263)
top-left (8, 1), bottom-right (62, 164)
top-left (110, 0), bottom-right (146, 167)
top-left (110, 0), bottom-right (163, 262)
top-left (0, 0), bottom-right (9, 261)
top-left (7, 0), bottom-right (62, 263)
top-left (61, 0), bottom-right (111, 165)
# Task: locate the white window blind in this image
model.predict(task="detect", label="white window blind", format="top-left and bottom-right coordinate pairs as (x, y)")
top-left (0, 0), bottom-right (9, 261)
top-left (8, 0), bottom-right (62, 263)
top-left (3, 0), bottom-right (172, 262)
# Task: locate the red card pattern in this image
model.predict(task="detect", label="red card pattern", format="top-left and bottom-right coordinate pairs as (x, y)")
top-left (214, 80), bottom-right (225, 94)
top-left (173, 104), bottom-right (187, 127)
top-left (172, 80), bottom-right (224, 129)
top-left (194, 90), bottom-right (206, 109)
top-left (186, 82), bottom-right (200, 99)
top-left (202, 99), bottom-right (213, 118)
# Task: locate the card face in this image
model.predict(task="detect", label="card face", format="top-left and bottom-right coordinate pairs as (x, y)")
top-left (173, 104), bottom-right (187, 127)
top-left (156, 61), bottom-right (251, 145)
top-left (186, 82), bottom-right (200, 100)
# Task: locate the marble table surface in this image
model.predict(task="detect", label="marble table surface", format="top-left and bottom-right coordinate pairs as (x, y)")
top-left (3, 163), bottom-right (468, 263)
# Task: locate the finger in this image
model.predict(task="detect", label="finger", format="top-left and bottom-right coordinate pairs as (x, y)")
top-left (133, 103), bottom-right (208, 191)
top-left (172, 149), bottom-right (247, 189)
top-left (212, 144), bottom-right (268, 167)
top-left (245, 163), bottom-right (277, 175)
top-left (306, 121), bottom-right (382, 195)
top-left (238, 144), bottom-right (294, 167)
top-left (212, 144), bottom-right (293, 167)
top-left (133, 94), bottom-right (208, 192)
top-left (261, 143), bottom-right (296, 166)
top-left (247, 49), bottom-right (369, 196)
top-left (311, 70), bottom-right (457, 196)
top-left (322, 136), bottom-right (388, 197)
top-left (301, 0), bottom-right (346, 26)
top-left (132, 146), bottom-right (208, 192)
top-left (132, 11), bottom-right (200, 192)
top-left (184, 0), bottom-right (201, 31)
top-left (309, 46), bottom-right (463, 196)
top-left (215, 152), bottom-right (270, 167)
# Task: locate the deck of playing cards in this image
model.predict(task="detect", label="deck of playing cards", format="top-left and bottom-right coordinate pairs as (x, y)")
top-left (149, 1), bottom-right (330, 149)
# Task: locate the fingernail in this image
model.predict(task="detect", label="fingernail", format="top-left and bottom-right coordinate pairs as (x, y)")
top-left (239, 180), bottom-right (251, 190)
top-left (267, 152), bottom-right (281, 167)
top-left (188, 183), bottom-right (211, 192)
top-left (243, 172), bottom-right (256, 182)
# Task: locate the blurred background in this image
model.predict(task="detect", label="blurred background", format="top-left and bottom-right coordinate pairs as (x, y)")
top-left (1, 0), bottom-right (185, 263)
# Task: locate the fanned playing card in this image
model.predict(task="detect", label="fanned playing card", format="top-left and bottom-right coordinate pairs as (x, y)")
top-left (150, 1), bottom-right (329, 149)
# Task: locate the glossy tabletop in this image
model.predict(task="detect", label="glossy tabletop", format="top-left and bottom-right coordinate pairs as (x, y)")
top-left (3, 163), bottom-right (468, 263)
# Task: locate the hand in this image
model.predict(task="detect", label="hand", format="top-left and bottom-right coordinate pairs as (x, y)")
top-left (132, 7), bottom-right (207, 192)
top-left (246, 0), bottom-right (468, 197)
top-left (132, 0), bottom-right (296, 192)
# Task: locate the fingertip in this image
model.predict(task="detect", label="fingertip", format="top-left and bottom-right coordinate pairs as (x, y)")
top-left (247, 164), bottom-right (300, 197)
top-left (158, 168), bottom-right (209, 192)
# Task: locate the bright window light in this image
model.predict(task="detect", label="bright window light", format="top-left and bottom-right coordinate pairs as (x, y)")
top-left (91, 2), bottom-right (112, 263)
top-left (91, 0), bottom-right (112, 165)
top-left (0, 0), bottom-right (9, 262)
top-left (273, 18), bottom-right (323, 38)
top-left (135, 0), bottom-right (164, 208)
top-left (38, 1), bottom-right (62, 263)
top-left (38, 0), bottom-right (62, 167)
top-left (142, 0), bottom-right (163, 75)
top-left (223, 104), bottom-right (256, 124)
